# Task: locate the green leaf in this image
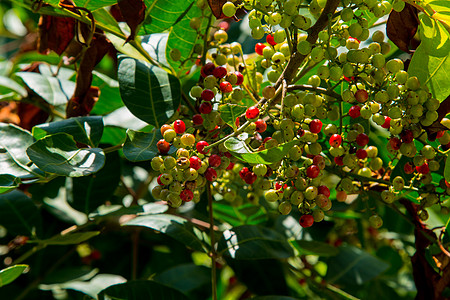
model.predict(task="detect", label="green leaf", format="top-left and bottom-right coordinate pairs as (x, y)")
top-left (117, 56), bottom-right (181, 127)
top-left (105, 33), bottom-right (148, 62)
top-left (92, 8), bottom-right (123, 37)
top-left (252, 297), bottom-right (300, 300)
top-left (15, 72), bottom-right (75, 106)
top-left (0, 190), bottom-right (42, 236)
top-left (26, 133), bottom-right (105, 177)
top-left (217, 225), bottom-right (295, 260)
top-left (103, 107), bottom-right (149, 130)
top-left (325, 245), bottom-right (389, 285)
top-left (139, 0), bottom-right (195, 35)
top-left (291, 240), bottom-right (339, 257)
top-left (213, 203), bottom-right (267, 227)
top-left (32, 231), bottom-right (100, 245)
top-left (154, 263), bottom-right (210, 293)
top-left (445, 155), bottom-right (450, 183)
top-left (0, 174), bottom-right (21, 195)
top-left (90, 71), bottom-right (123, 115)
top-left (225, 136), bottom-right (299, 164)
top-left (72, 0), bottom-right (117, 11)
top-left (219, 104), bottom-right (247, 131)
top-left (89, 203), bottom-right (169, 219)
top-left (0, 123), bottom-right (40, 178)
top-left (0, 76), bottom-right (27, 98)
top-left (141, 33), bottom-right (170, 69)
top-left (124, 214), bottom-right (207, 252)
top-left (33, 116), bottom-right (104, 147)
top-left (99, 280), bottom-right (190, 300)
top-left (123, 129), bottom-right (163, 162)
top-left (0, 265), bottom-right (28, 287)
top-left (443, 213), bottom-right (450, 244)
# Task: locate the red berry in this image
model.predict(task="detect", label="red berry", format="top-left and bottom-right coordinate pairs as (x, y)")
top-left (299, 215), bottom-right (314, 228)
top-left (205, 167), bottom-right (218, 181)
top-left (263, 137), bottom-right (272, 144)
top-left (318, 185), bottom-right (330, 197)
top-left (196, 141), bottom-right (210, 154)
top-left (356, 133), bottom-right (369, 147)
top-left (189, 156), bottom-right (201, 170)
top-left (244, 172), bottom-right (257, 184)
top-left (201, 89), bottom-right (215, 101)
top-left (404, 162), bottom-right (414, 174)
top-left (306, 165), bottom-right (320, 178)
top-left (329, 134), bottom-right (342, 148)
top-left (334, 156), bottom-right (344, 166)
top-left (309, 119), bottom-right (323, 134)
top-left (416, 163), bottom-right (429, 174)
top-left (437, 131), bottom-right (445, 139)
top-left (157, 139), bottom-right (170, 154)
top-left (173, 120), bottom-right (186, 134)
top-left (313, 155), bottom-right (326, 169)
top-left (381, 116), bottom-right (391, 129)
top-left (219, 81), bottom-right (233, 93)
top-left (208, 154), bottom-right (222, 167)
top-left (219, 21), bottom-right (230, 31)
top-left (389, 137), bottom-right (401, 150)
top-left (349, 105), bottom-right (361, 118)
top-left (355, 89), bottom-right (369, 103)
top-left (213, 66), bottom-right (227, 78)
top-left (266, 34), bottom-right (277, 46)
top-left (157, 174), bottom-right (164, 185)
top-left (180, 189), bottom-right (194, 202)
top-left (193, 114), bottom-right (204, 125)
top-left (199, 101), bottom-right (213, 114)
top-left (239, 167), bottom-right (250, 180)
top-left (400, 129), bottom-right (414, 143)
top-left (226, 162), bottom-right (235, 170)
top-left (255, 119), bottom-right (267, 133)
top-left (235, 71), bottom-right (244, 85)
top-left (201, 62), bottom-right (215, 77)
top-left (255, 43), bottom-right (266, 55)
top-left (356, 149), bottom-right (367, 159)
top-left (246, 106), bottom-right (260, 120)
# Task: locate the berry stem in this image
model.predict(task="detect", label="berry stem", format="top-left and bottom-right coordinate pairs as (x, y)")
top-left (207, 183), bottom-right (218, 300)
top-left (181, 90), bottom-right (198, 113)
top-left (287, 84), bottom-right (342, 100)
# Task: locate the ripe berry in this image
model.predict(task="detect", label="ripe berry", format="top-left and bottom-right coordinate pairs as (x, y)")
top-left (196, 141), bottom-right (210, 154)
top-left (266, 34), bottom-right (277, 46)
top-left (201, 89), bottom-right (215, 101)
top-left (389, 137), bottom-right (402, 150)
top-left (255, 43), bottom-right (266, 55)
top-left (404, 162), bottom-right (414, 174)
top-left (334, 156), bottom-right (344, 166)
top-left (199, 101), bottom-right (213, 114)
top-left (400, 130), bottom-right (414, 143)
top-left (246, 106), bottom-right (260, 120)
top-left (209, 154), bottom-right (222, 167)
top-left (299, 215), bottom-right (314, 228)
top-left (219, 81), bottom-right (233, 93)
top-left (201, 62), bottom-right (215, 77)
top-left (306, 164), bottom-right (320, 178)
top-left (309, 119), bottom-right (323, 133)
top-left (356, 133), bottom-right (369, 147)
top-left (180, 189), bottom-right (194, 202)
top-left (173, 120), bottom-right (186, 134)
top-left (381, 116), bottom-right (391, 129)
top-left (213, 66), bottom-right (227, 78)
top-left (235, 71), bottom-right (244, 85)
top-left (205, 167), bottom-right (218, 181)
top-left (157, 139), bottom-right (171, 154)
top-left (244, 172), bottom-right (257, 184)
top-left (355, 89), bottom-right (369, 103)
top-left (192, 114), bottom-right (204, 125)
top-left (255, 119), bottom-right (267, 133)
top-left (318, 185), bottom-right (330, 197)
top-left (356, 149), bottom-right (367, 159)
top-left (239, 167), bottom-right (250, 180)
top-left (416, 163), bottom-right (430, 174)
top-left (189, 156), bottom-right (201, 170)
top-left (329, 134), bottom-right (342, 147)
top-left (349, 105), bottom-right (361, 118)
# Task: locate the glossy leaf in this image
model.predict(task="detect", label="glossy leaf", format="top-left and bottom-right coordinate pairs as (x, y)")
top-left (0, 265), bottom-right (28, 287)
top-left (124, 214), bottom-right (207, 252)
top-left (27, 133), bottom-right (105, 177)
top-left (0, 190), bottom-right (42, 236)
top-left (325, 245), bottom-right (389, 285)
top-left (33, 231), bottom-right (100, 245)
top-left (73, 0), bottom-right (118, 11)
top-left (117, 56), bottom-right (181, 127)
top-left (213, 203), bottom-right (267, 227)
top-left (291, 240), bottom-right (339, 257)
top-left (15, 72), bottom-right (75, 106)
top-left (154, 263), bottom-right (210, 293)
top-left (0, 174), bottom-right (20, 194)
top-left (123, 129), bottom-right (167, 162)
top-left (92, 8), bottom-right (124, 37)
top-left (225, 136), bottom-right (299, 164)
top-left (99, 280), bottom-right (190, 300)
top-left (33, 116), bottom-right (104, 147)
top-left (218, 225), bottom-right (295, 260)
top-left (141, 33), bottom-right (169, 69)
top-left (103, 106), bottom-right (149, 130)
top-left (90, 71), bottom-right (123, 115)
top-left (90, 203), bottom-right (169, 219)
top-left (219, 104), bottom-right (247, 131)
top-left (0, 76), bottom-right (27, 98)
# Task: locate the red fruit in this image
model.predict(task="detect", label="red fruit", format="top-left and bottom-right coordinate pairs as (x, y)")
top-left (209, 154), bottom-right (222, 167)
top-left (356, 149), bottom-right (367, 159)
top-left (157, 174), bottom-right (164, 185)
top-left (334, 156), bottom-right (344, 166)
top-left (235, 71), bottom-right (244, 85)
top-left (180, 189), bottom-right (194, 202)
top-left (313, 155), bottom-right (326, 169)
top-left (263, 137), bottom-right (273, 143)
top-left (404, 162), bottom-right (414, 174)
top-left (196, 141), bottom-right (210, 154)
top-left (244, 172), bottom-right (257, 184)
top-left (157, 139), bottom-right (171, 154)
top-left (255, 119), bottom-right (267, 133)
top-left (255, 43), bottom-right (266, 55)
top-left (219, 21), bottom-right (230, 31)
top-left (266, 34), bottom-right (277, 46)
top-left (389, 137), bottom-right (401, 150)
top-left (356, 133), bottom-right (369, 147)
top-left (309, 119), bottom-right (323, 134)
top-left (226, 162), bottom-right (235, 170)
top-left (416, 163), bottom-right (429, 174)
top-left (161, 124), bottom-right (172, 136)
top-left (224, 152), bottom-right (232, 158)
top-left (348, 105), bottom-right (361, 118)
top-left (329, 134), bottom-right (342, 148)
top-left (318, 185), bottom-right (330, 197)
top-left (201, 89), bottom-right (215, 101)
top-left (306, 165), bottom-right (320, 178)
top-left (213, 66), bottom-right (227, 78)
top-left (199, 101), bottom-right (213, 114)
top-left (246, 106), bottom-right (260, 120)
top-left (173, 120), bottom-right (186, 134)
top-left (201, 62), bottom-right (216, 77)
top-left (193, 114), bottom-right (204, 125)
top-left (381, 116), bottom-right (391, 129)
top-left (219, 81), bottom-right (233, 93)
top-left (205, 167), bottom-right (218, 181)
top-left (400, 129), bottom-right (414, 143)
top-left (437, 131), bottom-right (445, 139)
top-left (275, 182), bottom-right (287, 190)
top-left (189, 156), bottom-right (201, 170)
top-left (299, 215), bottom-right (314, 228)
top-left (239, 167), bottom-right (250, 180)
top-left (355, 89), bottom-right (369, 103)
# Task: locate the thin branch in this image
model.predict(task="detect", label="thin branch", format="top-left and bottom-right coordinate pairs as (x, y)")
top-left (207, 183), bottom-right (218, 300)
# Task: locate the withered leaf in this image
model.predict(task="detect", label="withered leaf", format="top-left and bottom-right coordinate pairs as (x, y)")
top-left (118, 0), bottom-right (146, 43)
top-left (386, 3), bottom-right (419, 53)
top-left (208, 0), bottom-right (228, 19)
top-left (38, 15), bottom-right (75, 55)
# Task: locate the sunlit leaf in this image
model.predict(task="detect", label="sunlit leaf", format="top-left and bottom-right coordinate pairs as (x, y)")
top-left (0, 265), bottom-right (28, 287)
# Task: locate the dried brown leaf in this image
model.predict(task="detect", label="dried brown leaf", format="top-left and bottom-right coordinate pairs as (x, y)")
top-left (117, 0), bottom-right (146, 43)
top-left (386, 3), bottom-right (419, 53)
